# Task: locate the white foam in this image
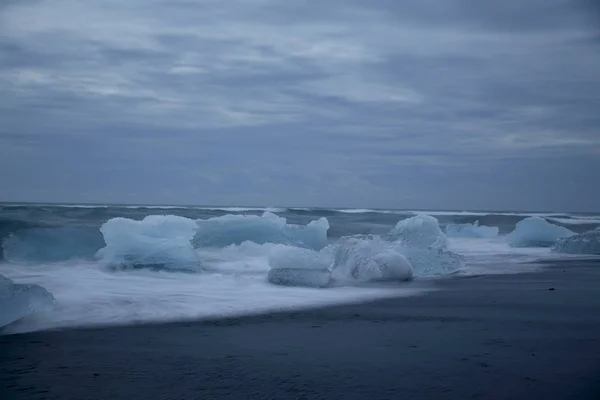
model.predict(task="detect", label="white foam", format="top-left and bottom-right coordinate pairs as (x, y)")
top-left (445, 222), bottom-right (499, 238)
top-left (336, 209), bottom-right (379, 214)
top-left (447, 236), bottom-right (551, 275)
top-left (0, 258), bottom-right (427, 334)
top-left (547, 217), bottom-right (600, 225)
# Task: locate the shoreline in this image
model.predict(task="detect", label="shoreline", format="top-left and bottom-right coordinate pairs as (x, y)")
top-left (2, 260), bottom-right (600, 399)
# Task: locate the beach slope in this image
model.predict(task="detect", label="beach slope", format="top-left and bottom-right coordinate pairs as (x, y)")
top-left (2, 260), bottom-right (600, 399)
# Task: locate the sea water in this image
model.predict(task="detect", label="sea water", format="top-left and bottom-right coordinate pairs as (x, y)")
top-left (1, 203), bottom-right (599, 333)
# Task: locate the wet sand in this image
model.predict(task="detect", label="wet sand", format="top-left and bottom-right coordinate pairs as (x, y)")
top-left (2, 260), bottom-right (600, 399)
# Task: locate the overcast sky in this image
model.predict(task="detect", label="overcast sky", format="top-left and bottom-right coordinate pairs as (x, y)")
top-left (1, 0), bottom-right (599, 211)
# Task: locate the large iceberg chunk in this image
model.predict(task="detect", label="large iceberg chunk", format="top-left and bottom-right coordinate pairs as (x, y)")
top-left (2, 226), bottom-right (104, 263)
top-left (332, 238), bottom-right (413, 282)
top-left (267, 246), bottom-right (332, 287)
top-left (386, 214), bottom-right (448, 249)
top-left (398, 246), bottom-right (465, 276)
top-left (507, 217), bottom-right (575, 248)
top-left (96, 215), bottom-right (201, 271)
top-left (1, 274), bottom-right (55, 329)
top-left (384, 215), bottom-right (464, 275)
top-left (552, 227), bottom-right (600, 255)
top-left (193, 212), bottom-right (329, 250)
top-left (445, 222), bottom-right (499, 238)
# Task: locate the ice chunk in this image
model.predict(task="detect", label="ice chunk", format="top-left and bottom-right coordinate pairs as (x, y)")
top-left (332, 238), bottom-right (413, 282)
top-left (2, 226), bottom-right (104, 263)
top-left (552, 227), bottom-right (600, 255)
top-left (193, 212), bottom-right (329, 250)
top-left (386, 214), bottom-right (448, 249)
top-left (445, 222), bottom-right (499, 238)
top-left (507, 217), bottom-right (575, 248)
top-left (1, 274), bottom-right (55, 329)
top-left (382, 215), bottom-right (463, 275)
top-left (267, 246), bottom-right (332, 287)
top-left (96, 215), bottom-right (201, 271)
top-left (398, 246), bottom-right (465, 276)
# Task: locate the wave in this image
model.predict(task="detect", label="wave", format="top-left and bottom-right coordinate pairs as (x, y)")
top-left (3, 226), bottom-right (104, 263)
top-left (445, 222), bottom-right (499, 238)
top-left (2, 205), bottom-right (599, 265)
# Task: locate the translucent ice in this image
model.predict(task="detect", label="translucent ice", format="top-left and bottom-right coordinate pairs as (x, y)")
top-left (1, 274), bottom-right (55, 329)
top-left (332, 237), bottom-right (413, 282)
top-left (386, 214), bottom-right (448, 249)
top-left (507, 217), bottom-right (575, 248)
top-left (96, 215), bottom-right (201, 271)
top-left (552, 227), bottom-right (600, 255)
top-left (193, 212), bottom-right (329, 250)
top-left (445, 222), bottom-right (499, 238)
top-left (383, 215), bottom-right (464, 275)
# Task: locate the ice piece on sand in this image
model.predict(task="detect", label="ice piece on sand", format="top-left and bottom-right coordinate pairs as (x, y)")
top-left (386, 214), bottom-right (448, 249)
top-left (0, 274), bottom-right (55, 329)
top-left (96, 215), bottom-right (201, 271)
top-left (507, 217), bottom-right (574, 248)
top-left (332, 237), bottom-right (413, 282)
top-left (552, 227), bottom-right (600, 255)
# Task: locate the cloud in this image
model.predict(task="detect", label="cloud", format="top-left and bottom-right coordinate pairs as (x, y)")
top-left (1, 0), bottom-right (599, 210)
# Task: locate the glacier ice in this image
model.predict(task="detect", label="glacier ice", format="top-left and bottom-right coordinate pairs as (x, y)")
top-left (2, 226), bottom-right (104, 263)
top-left (552, 227), bottom-right (600, 255)
top-left (193, 212), bottom-right (329, 250)
top-left (386, 214), bottom-right (448, 249)
top-left (383, 215), bottom-right (464, 275)
top-left (1, 274), bottom-right (55, 329)
top-left (332, 237), bottom-right (413, 282)
top-left (96, 215), bottom-right (201, 271)
top-left (445, 222), bottom-right (499, 238)
top-left (398, 246), bottom-right (465, 276)
top-left (507, 217), bottom-right (575, 248)
top-left (267, 246), bottom-right (332, 287)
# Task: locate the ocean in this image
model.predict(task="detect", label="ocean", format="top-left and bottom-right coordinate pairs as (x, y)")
top-left (1, 203), bottom-right (599, 334)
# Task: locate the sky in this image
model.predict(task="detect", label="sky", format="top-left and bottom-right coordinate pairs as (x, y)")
top-left (1, 0), bottom-right (599, 211)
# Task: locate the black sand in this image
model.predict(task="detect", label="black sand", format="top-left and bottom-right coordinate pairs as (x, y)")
top-left (2, 260), bottom-right (600, 399)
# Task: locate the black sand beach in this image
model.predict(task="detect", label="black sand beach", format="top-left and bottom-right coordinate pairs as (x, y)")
top-left (2, 260), bottom-right (600, 400)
